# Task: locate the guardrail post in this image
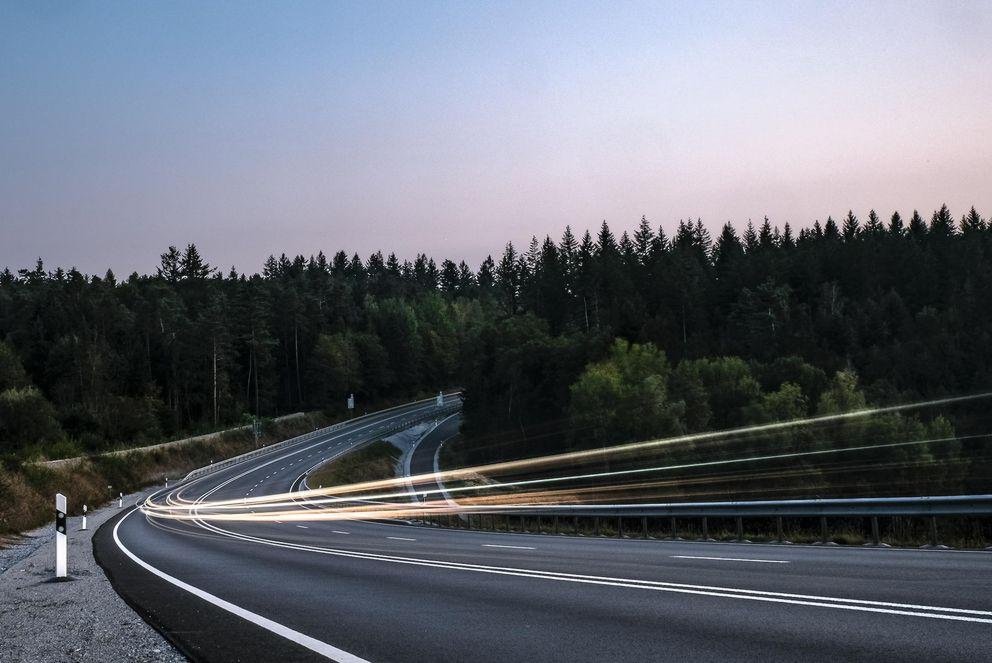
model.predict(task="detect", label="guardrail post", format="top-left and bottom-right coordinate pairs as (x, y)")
top-left (617, 516), bottom-right (623, 539)
top-left (734, 516), bottom-right (745, 542)
top-left (816, 516), bottom-right (837, 545)
top-left (594, 516), bottom-right (600, 537)
top-left (554, 515), bottom-right (559, 535)
top-left (701, 516), bottom-right (714, 542)
top-left (864, 516), bottom-right (889, 547)
top-left (773, 516), bottom-right (790, 544)
top-left (669, 516), bottom-right (680, 541)
top-left (574, 515), bottom-right (580, 536)
top-left (642, 516), bottom-right (649, 539)
top-left (921, 516), bottom-right (950, 549)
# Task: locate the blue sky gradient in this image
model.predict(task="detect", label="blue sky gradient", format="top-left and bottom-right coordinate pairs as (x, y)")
top-left (2, 1), bottom-right (990, 274)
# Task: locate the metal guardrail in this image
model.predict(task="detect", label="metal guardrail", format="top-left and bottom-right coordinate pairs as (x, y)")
top-left (422, 494), bottom-right (992, 549)
top-left (491, 495), bottom-right (992, 518)
top-left (183, 394), bottom-right (462, 483)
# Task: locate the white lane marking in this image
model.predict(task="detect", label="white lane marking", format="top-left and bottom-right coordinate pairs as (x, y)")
top-left (483, 544), bottom-right (536, 550)
top-left (332, 530), bottom-right (350, 535)
top-left (113, 510), bottom-right (370, 662)
top-left (297, 525), bottom-right (309, 529)
top-left (671, 555), bottom-right (790, 564)
top-left (189, 519), bottom-right (992, 624)
top-left (387, 536), bottom-right (416, 542)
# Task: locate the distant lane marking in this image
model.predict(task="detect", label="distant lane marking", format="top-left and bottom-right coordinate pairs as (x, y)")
top-left (672, 555), bottom-right (789, 564)
top-left (332, 530), bottom-right (349, 535)
top-left (387, 536), bottom-right (416, 541)
top-left (113, 510), bottom-right (370, 662)
top-left (483, 544), bottom-right (536, 550)
top-left (297, 525), bottom-right (309, 529)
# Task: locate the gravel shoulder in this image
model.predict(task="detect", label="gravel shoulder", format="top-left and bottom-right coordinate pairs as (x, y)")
top-left (0, 486), bottom-right (187, 663)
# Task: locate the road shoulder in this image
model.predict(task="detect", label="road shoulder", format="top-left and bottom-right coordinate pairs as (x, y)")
top-left (0, 486), bottom-right (186, 663)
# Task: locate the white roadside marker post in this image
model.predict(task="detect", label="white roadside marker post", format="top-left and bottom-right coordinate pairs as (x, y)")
top-left (118, 492), bottom-right (123, 508)
top-left (81, 504), bottom-right (87, 531)
top-left (55, 493), bottom-right (67, 579)
top-left (165, 477), bottom-right (169, 488)
top-left (436, 391), bottom-right (443, 407)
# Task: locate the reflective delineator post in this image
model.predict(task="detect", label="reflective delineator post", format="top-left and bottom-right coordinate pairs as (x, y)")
top-left (80, 504), bottom-right (87, 531)
top-left (118, 492), bottom-right (123, 508)
top-left (436, 391), bottom-right (443, 407)
top-left (55, 493), bottom-right (67, 579)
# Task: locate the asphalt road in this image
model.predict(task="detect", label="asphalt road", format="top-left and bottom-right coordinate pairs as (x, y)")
top-left (95, 398), bottom-right (992, 662)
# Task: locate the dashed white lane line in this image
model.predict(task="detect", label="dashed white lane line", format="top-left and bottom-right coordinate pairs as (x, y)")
top-left (332, 530), bottom-right (349, 535)
top-left (671, 555), bottom-right (790, 564)
top-left (297, 525), bottom-right (309, 529)
top-left (482, 544), bottom-right (536, 550)
top-left (387, 536), bottom-right (416, 541)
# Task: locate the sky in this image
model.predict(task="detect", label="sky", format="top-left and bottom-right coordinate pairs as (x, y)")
top-left (2, 1), bottom-right (990, 275)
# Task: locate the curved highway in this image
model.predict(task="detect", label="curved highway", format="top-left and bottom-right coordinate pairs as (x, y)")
top-left (95, 398), bottom-right (992, 662)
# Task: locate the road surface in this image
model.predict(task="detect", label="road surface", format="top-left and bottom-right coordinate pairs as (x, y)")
top-left (95, 398), bottom-right (992, 662)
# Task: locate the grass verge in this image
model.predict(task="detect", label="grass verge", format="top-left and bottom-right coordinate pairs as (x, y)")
top-left (307, 440), bottom-right (399, 489)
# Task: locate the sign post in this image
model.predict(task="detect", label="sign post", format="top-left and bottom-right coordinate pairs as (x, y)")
top-left (436, 391), bottom-right (443, 407)
top-left (55, 493), bottom-right (67, 579)
top-left (80, 504), bottom-right (87, 531)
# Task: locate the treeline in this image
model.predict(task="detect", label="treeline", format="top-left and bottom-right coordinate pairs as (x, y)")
top-left (1, 205), bottom-right (991, 490)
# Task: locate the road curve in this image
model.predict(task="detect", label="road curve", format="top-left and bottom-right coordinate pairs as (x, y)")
top-left (94, 399), bottom-right (992, 662)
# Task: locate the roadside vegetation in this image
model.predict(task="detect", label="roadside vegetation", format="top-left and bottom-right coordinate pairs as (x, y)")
top-left (0, 413), bottom-right (328, 537)
top-left (2, 205), bottom-right (991, 525)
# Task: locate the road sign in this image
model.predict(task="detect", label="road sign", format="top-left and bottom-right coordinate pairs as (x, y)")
top-left (55, 493), bottom-right (67, 578)
top-left (347, 393), bottom-right (355, 410)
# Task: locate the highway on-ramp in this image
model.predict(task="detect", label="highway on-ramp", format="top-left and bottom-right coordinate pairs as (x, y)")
top-left (95, 398), bottom-right (992, 662)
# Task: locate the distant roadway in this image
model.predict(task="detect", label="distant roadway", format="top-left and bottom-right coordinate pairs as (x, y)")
top-left (95, 398), bottom-right (992, 662)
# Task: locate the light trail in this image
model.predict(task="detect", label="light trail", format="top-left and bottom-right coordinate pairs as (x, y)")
top-left (140, 430), bottom-right (989, 524)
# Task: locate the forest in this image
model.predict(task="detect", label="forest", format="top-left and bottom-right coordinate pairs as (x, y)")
top-left (1, 205), bottom-right (991, 498)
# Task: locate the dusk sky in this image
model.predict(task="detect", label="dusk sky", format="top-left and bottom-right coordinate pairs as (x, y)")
top-left (2, 1), bottom-right (990, 276)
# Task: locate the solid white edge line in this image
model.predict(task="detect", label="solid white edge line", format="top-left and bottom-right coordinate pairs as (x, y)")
top-left (387, 536), bottom-right (416, 541)
top-left (671, 555), bottom-right (789, 564)
top-left (188, 515), bottom-right (992, 623)
top-left (113, 509), bottom-right (370, 663)
top-left (483, 544), bottom-right (536, 550)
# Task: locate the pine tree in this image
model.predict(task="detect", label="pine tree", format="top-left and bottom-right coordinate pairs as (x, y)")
top-left (864, 210), bottom-right (884, 237)
top-left (842, 211), bottom-right (861, 241)
top-left (180, 244), bottom-right (213, 280)
top-left (908, 210), bottom-right (927, 240)
top-left (158, 246), bottom-right (182, 283)
top-left (961, 207), bottom-right (986, 234)
top-left (930, 204), bottom-right (955, 237)
top-left (743, 221), bottom-right (758, 253)
top-left (440, 259), bottom-right (460, 295)
top-left (633, 215), bottom-right (654, 263)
